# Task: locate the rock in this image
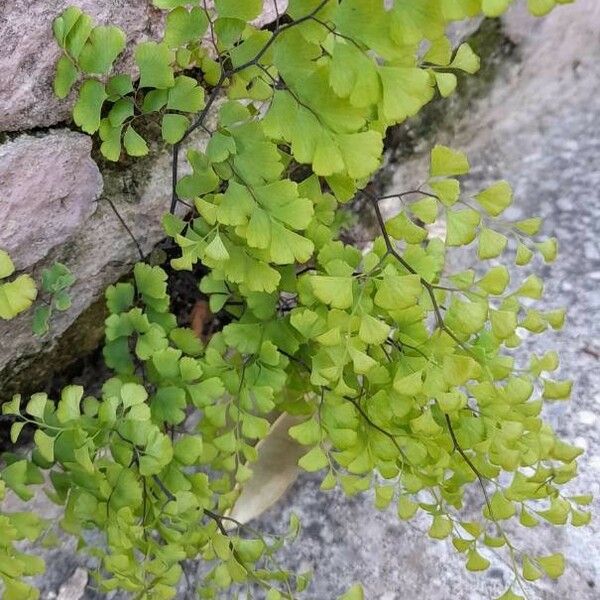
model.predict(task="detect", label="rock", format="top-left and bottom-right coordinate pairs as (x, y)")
top-left (255, 1), bottom-right (600, 598)
top-left (0, 131), bottom-right (103, 270)
top-left (0, 0), bottom-right (162, 131)
top-left (0, 126), bottom-right (207, 398)
top-left (0, 0), bottom-right (288, 132)
top-left (252, 0), bottom-right (289, 25)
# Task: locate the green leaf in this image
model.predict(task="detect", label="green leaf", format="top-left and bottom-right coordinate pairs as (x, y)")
top-left (446, 209), bottom-right (480, 246)
top-left (215, 0), bottom-right (263, 20)
top-left (34, 430), bottom-right (55, 462)
top-left (73, 79), bottom-right (107, 134)
top-left (517, 274), bottom-right (544, 299)
top-left (490, 310), bottom-right (517, 340)
top-left (41, 263), bottom-right (75, 293)
top-left (79, 25), bottom-right (126, 74)
top-left (486, 491), bottom-right (516, 520)
top-left (479, 265), bottom-right (509, 295)
top-left (107, 102), bottom-right (133, 129)
top-left (409, 197), bottom-right (438, 224)
top-left (26, 393), bottom-right (48, 419)
top-left (205, 234), bottom-right (230, 262)
top-left (466, 550), bottom-right (490, 571)
top-left (359, 314), bottom-right (390, 345)
top-left (174, 435), bottom-right (204, 465)
top-left (482, 0), bottom-right (512, 16)
top-left (429, 515), bottom-right (453, 539)
top-left (107, 74), bottom-right (134, 98)
top-left (1, 460), bottom-right (33, 501)
top-left (123, 126), bottom-right (149, 157)
top-left (478, 228), bottom-right (508, 259)
top-left (397, 496), bottom-right (419, 520)
top-left (374, 274), bottom-right (422, 310)
top-left (434, 71), bottom-right (457, 97)
top-left (56, 386), bottom-right (83, 423)
top-left (0, 250), bottom-right (15, 279)
top-left (515, 217), bottom-right (542, 236)
top-left (338, 584), bottom-right (364, 600)
top-left (153, 0), bottom-right (192, 7)
top-left (99, 119), bottom-right (122, 161)
top-left (475, 181), bottom-right (513, 216)
top-left (54, 289), bottom-right (72, 311)
top-left (0, 275), bottom-right (37, 320)
top-left (136, 42), bottom-right (175, 89)
top-left (53, 6), bottom-right (85, 48)
top-left (537, 553), bottom-right (565, 579)
top-left (57, 10), bottom-right (93, 59)
top-left (542, 379), bottom-right (572, 400)
top-left (3, 395), bottom-right (22, 416)
top-left (288, 418), bottom-right (321, 446)
top-left (430, 145), bottom-right (470, 177)
top-left (167, 76), bottom-right (205, 112)
top-left (430, 178), bottom-right (460, 206)
top-left (10, 422), bottom-right (26, 444)
top-left (162, 113), bottom-right (189, 144)
top-left (298, 446), bottom-right (329, 472)
top-left (53, 56), bottom-right (78, 98)
top-left (386, 212), bottom-right (427, 243)
top-left (528, 0), bottom-right (557, 16)
top-left (165, 7), bottom-right (209, 47)
top-left (515, 242), bottom-right (534, 266)
top-left (241, 413), bottom-right (270, 440)
top-left (443, 355), bottom-right (480, 386)
top-left (536, 238), bottom-right (558, 262)
top-left (410, 409), bottom-right (443, 436)
top-left (310, 276), bottom-right (353, 310)
top-left (134, 263), bottom-right (168, 299)
top-left (522, 556), bottom-right (542, 581)
top-left (121, 383), bottom-right (148, 409)
top-left (106, 283), bottom-right (134, 314)
top-left (451, 43), bottom-right (480, 74)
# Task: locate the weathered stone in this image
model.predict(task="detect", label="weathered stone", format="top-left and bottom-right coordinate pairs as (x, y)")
top-left (0, 0), bottom-right (162, 131)
top-left (0, 131), bottom-right (103, 270)
top-left (0, 126), bottom-right (205, 398)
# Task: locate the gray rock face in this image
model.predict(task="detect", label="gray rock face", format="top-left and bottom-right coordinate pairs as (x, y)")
top-left (0, 131), bottom-right (103, 270)
top-left (0, 130), bottom-right (199, 397)
top-left (0, 1), bottom-right (283, 396)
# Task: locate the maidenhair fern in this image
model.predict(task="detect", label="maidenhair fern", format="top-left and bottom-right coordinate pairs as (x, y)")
top-left (0, 1), bottom-right (588, 599)
top-left (0, 250), bottom-right (37, 321)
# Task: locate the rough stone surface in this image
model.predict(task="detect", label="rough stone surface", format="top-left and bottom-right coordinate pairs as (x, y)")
top-left (0, 131), bottom-right (103, 270)
top-left (0, 128), bottom-right (200, 398)
top-left (0, 0), bottom-right (162, 131)
top-left (0, 1), bottom-right (289, 395)
top-left (253, 1), bottom-right (600, 598)
top-left (0, 0), bottom-right (288, 132)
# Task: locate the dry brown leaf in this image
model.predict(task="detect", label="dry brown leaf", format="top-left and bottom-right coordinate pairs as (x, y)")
top-left (226, 413), bottom-right (305, 528)
top-left (190, 299), bottom-right (212, 342)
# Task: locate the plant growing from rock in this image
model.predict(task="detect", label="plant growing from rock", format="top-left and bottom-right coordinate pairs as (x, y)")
top-left (0, 1), bottom-right (589, 599)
